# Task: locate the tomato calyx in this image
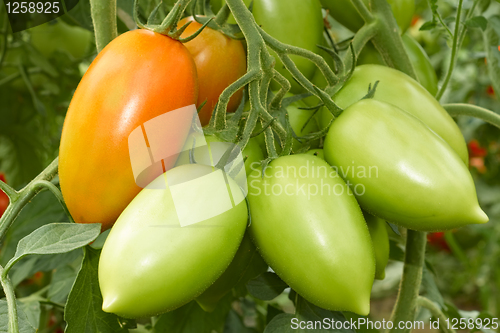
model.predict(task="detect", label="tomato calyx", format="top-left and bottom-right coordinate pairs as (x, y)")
top-left (133, 0), bottom-right (212, 42)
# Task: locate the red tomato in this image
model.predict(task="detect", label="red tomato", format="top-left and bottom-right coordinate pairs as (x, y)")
top-left (59, 30), bottom-right (198, 231)
top-left (0, 173), bottom-right (9, 217)
top-left (427, 232), bottom-right (450, 252)
top-left (179, 17), bottom-right (247, 125)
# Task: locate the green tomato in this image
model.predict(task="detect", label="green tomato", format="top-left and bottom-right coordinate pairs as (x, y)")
top-left (357, 35), bottom-right (438, 95)
top-left (247, 154), bottom-right (375, 315)
top-left (253, 0), bottom-right (324, 93)
top-left (30, 19), bottom-right (93, 59)
top-left (176, 134), bottom-right (264, 177)
top-left (99, 164), bottom-right (248, 318)
top-left (323, 99), bottom-right (488, 231)
top-left (364, 213), bottom-right (389, 280)
top-left (319, 64), bottom-right (468, 164)
top-left (195, 233), bottom-right (268, 312)
top-left (321, 0), bottom-right (415, 33)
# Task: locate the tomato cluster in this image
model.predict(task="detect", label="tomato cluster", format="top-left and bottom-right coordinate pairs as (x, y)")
top-left (57, 0), bottom-right (488, 321)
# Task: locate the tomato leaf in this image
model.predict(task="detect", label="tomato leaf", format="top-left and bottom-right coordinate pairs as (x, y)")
top-left (389, 240), bottom-right (405, 262)
top-left (5, 223), bottom-right (101, 272)
top-left (17, 300), bottom-right (40, 330)
top-left (224, 309), bottom-right (256, 333)
top-left (64, 247), bottom-right (128, 333)
top-left (421, 265), bottom-right (445, 308)
top-left (484, 15), bottom-right (500, 98)
top-left (154, 294), bottom-right (232, 333)
top-left (466, 16), bottom-right (488, 31)
top-left (0, 299), bottom-right (37, 333)
top-left (47, 264), bottom-right (79, 303)
top-left (247, 272), bottom-right (288, 301)
top-left (264, 313), bottom-right (296, 333)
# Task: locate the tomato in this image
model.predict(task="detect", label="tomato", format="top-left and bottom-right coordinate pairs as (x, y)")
top-left (319, 64), bottom-right (469, 164)
top-left (0, 173), bottom-right (9, 217)
top-left (30, 19), bottom-right (93, 59)
top-left (364, 213), bottom-right (389, 280)
top-left (179, 17), bottom-right (247, 125)
top-left (323, 99), bottom-right (488, 231)
top-left (195, 233), bottom-right (267, 312)
top-left (175, 134), bottom-right (264, 177)
top-left (99, 164), bottom-right (248, 318)
top-left (357, 35), bottom-right (438, 95)
top-left (247, 154), bottom-right (375, 315)
top-left (321, 0), bottom-right (415, 34)
top-left (253, 0), bottom-right (324, 93)
top-left (59, 30), bottom-right (198, 231)
top-left (427, 232), bottom-right (450, 252)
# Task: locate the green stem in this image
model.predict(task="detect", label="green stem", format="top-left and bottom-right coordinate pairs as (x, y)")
top-left (444, 104), bottom-right (500, 129)
top-left (417, 296), bottom-right (456, 333)
top-left (90, 0), bottom-right (118, 52)
top-left (341, 21), bottom-right (378, 73)
top-left (435, 0), bottom-right (464, 100)
top-left (389, 230), bottom-right (427, 333)
top-left (350, 0), bottom-right (374, 24)
top-left (0, 265), bottom-right (19, 333)
top-left (368, 0), bottom-right (416, 79)
top-left (0, 158), bottom-right (59, 243)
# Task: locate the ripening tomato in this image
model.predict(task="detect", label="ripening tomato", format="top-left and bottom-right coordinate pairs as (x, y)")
top-left (253, 0), bottom-right (324, 93)
top-left (324, 99), bottom-right (488, 231)
top-left (99, 164), bottom-right (248, 318)
top-left (248, 154), bottom-right (375, 315)
top-left (59, 30), bottom-right (198, 231)
top-left (179, 17), bottom-right (246, 125)
top-left (0, 173), bottom-right (9, 217)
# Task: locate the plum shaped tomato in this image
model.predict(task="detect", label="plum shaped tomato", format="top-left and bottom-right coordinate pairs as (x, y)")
top-left (179, 17), bottom-right (247, 126)
top-left (59, 30), bottom-right (198, 231)
top-left (99, 164), bottom-right (248, 318)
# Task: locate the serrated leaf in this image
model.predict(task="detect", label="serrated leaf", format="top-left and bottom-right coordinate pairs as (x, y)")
top-left (64, 247), bottom-right (127, 333)
top-left (6, 223), bottom-right (100, 270)
top-left (247, 272), bottom-right (288, 301)
top-left (154, 294), bottom-right (232, 333)
top-left (0, 299), bottom-right (37, 333)
top-left (466, 16), bottom-right (488, 31)
top-left (420, 21), bottom-right (437, 31)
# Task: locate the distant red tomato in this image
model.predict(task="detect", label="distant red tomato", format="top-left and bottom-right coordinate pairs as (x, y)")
top-left (486, 85), bottom-right (495, 97)
top-left (427, 232), bottom-right (450, 252)
top-left (0, 173), bottom-right (9, 217)
top-left (468, 140), bottom-right (487, 158)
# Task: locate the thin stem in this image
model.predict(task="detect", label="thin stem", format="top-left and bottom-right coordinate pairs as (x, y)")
top-left (350, 0), bottom-right (375, 24)
top-left (0, 158), bottom-right (59, 243)
top-left (389, 230), bottom-right (427, 333)
top-left (417, 296), bottom-right (456, 333)
top-left (0, 180), bottom-right (18, 200)
top-left (341, 21), bottom-right (378, 73)
top-left (443, 103), bottom-right (500, 129)
top-left (90, 0), bottom-right (118, 52)
top-left (0, 265), bottom-right (19, 333)
top-left (435, 0), bottom-right (464, 100)
top-left (31, 180), bottom-right (75, 223)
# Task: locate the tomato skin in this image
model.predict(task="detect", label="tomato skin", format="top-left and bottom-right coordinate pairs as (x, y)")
top-left (179, 17), bottom-right (246, 125)
top-left (324, 99), bottom-right (488, 231)
top-left (319, 64), bottom-right (468, 164)
top-left (321, 0), bottom-right (415, 33)
top-left (195, 233), bottom-right (267, 312)
top-left (176, 135), bottom-right (264, 177)
top-left (253, 0), bottom-right (324, 93)
top-left (99, 164), bottom-right (248, 318)
top-left (357, 35), bottom-right (438, 95)
top-left (59, 30), bottom-right (198, 231)
top-left (364, 213), bottom-right (389, 280)
top-left (0, 173), bottom-right (9, 218)
top-left (30, 19), bottom-right (93, 59)
top-left (304, 148), bottom-right (324, 159)
top-left (248, 154), bottom-right (375, 315)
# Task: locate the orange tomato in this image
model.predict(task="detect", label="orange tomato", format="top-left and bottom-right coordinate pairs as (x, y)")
top-left (179, 17), bottom-right (246, 125)
top-left (59, 30), bottom-right (198, 231)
